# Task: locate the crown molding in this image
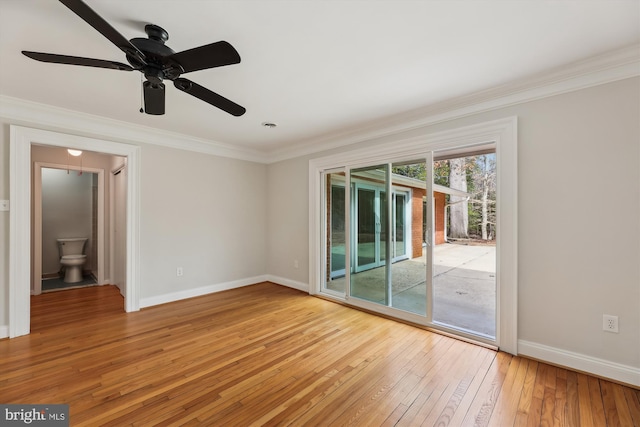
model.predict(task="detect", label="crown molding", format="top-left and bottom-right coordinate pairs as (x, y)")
top-left (0, 95), bottom-right (268, 163)
top-left (1, 44), bottom-right (638, 165)
top-left (266, 43), bottom-right (640, 163)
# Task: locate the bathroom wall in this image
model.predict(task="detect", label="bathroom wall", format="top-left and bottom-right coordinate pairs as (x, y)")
top-left (41, 167), bottom-right (94, 276)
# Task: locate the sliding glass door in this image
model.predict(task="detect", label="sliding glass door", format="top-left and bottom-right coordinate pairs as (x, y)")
top-left (430, 152), bottom-right (497, 338)
top-left (323, 159), bottom-right (429, 312)
top-left (313, 119), bottom-right (518, 350)
top-left (325, 171), bottom-right (346, 294)
top-left (350, 165), bottom-right (389, 304)
top-left (321, 151), bottom-right (497, 340)
top-left (389, 160), bottom-right (429, 316)
top-left (353, 184), bottom-right (386, 272)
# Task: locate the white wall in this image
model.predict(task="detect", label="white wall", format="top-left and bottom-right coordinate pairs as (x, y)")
top-left (266, 77), bottom-right (640, 382)
top-left (138, 143), bottom-right (268, 302)
top-left (266, 156), bottom-right (310, 288)
top-left (0, 125), bottom-right (8, 333)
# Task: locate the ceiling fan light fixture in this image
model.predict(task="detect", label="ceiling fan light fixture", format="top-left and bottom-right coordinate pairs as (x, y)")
top-left (67, 149), bottom-right (83, 156)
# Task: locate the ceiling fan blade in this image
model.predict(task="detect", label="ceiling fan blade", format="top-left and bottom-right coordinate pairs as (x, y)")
top-left (22, 51), bottom-right (134, 71)
top-left (59, 0), bottom-right (146, 64)
top-left (168, 41), bottom-right (240, 74)
top-left (143, 81), bottom-right (165, 115)
top-left (173, 78), bottom-right (245, 117)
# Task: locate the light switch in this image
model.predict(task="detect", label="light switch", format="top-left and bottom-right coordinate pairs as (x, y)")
top-left (0, 200), bottom-right (8, 211)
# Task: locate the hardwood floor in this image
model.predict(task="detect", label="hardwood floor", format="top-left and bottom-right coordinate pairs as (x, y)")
top-left (2, 283), bottom-right (638, 426)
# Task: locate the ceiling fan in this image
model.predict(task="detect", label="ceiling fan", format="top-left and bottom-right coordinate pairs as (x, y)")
top-left (22, 0), bottom-right (246, 116)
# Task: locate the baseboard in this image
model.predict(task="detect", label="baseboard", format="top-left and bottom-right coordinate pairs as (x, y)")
top-left (518, 339), bottom-right (640, 387)
top-left (0, 325), bottom-right (8, 339)
top-left (265, 275), bottom-right (309, 293)
top-left (139, 275), bottom-right (269, 308)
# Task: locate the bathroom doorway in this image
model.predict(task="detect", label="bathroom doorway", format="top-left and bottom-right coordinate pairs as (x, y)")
top-left (40, 167), bottom-right (98, 291)
top-left (33, 162), bottom-right (105, 294)
top-left (10, 126), bottom-right (141, 338)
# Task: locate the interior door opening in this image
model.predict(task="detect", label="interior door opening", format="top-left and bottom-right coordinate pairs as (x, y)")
top-left (37, 166), bottom-right (102, 293)
top-left (9, 126), bottom-right (141, 339)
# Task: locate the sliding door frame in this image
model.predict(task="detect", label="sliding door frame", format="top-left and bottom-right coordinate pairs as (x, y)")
top-left (309, 117), bottom-right (518, 354)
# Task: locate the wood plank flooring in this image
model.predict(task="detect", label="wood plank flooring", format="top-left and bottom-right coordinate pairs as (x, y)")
top-left (1, 283), bottom-right (638, 426)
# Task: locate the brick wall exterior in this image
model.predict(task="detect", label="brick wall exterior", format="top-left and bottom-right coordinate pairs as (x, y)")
top-left (410, 190), bottom-right (446, 258)
top-left (411, 188), bottom-right (425, 259)
top-left (434, 192), bottom-right (446, 245)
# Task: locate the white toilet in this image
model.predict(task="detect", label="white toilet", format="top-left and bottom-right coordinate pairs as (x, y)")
top-left (57, 238), bottom-right (88, 283)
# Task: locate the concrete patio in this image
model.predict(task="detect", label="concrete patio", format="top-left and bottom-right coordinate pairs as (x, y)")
top-left (327, 242), bottom-right (496, 337)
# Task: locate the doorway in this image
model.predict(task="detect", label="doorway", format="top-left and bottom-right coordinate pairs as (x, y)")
top-left (353, 181), bottom-right (386, 273)
top-left (9, 126), bottom-right (141, 338)
top-left (34, 163), bottom-right (104, 294)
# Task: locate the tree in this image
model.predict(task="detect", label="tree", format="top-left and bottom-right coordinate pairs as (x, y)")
top-left (433, 160), bottom-right (450, 186)
top-left (479, 156), bottom-right (491, 239)
top-left (448, 157), bottom-right (469, 238)
top-left (393, 155), bottom-right (496, 242)
top-left (468, 154), bottom-right (496, 240)
top-left (391, 163), bottom-right (426, 181)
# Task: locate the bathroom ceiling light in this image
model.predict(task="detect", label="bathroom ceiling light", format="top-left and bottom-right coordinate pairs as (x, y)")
top-left (67, 149), bottom-right (82, 156)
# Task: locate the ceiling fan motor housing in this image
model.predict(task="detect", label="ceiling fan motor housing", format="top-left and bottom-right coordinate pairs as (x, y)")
top-left (127, 24), bottom-right (183, 83)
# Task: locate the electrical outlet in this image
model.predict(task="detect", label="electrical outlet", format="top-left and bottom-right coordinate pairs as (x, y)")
top-left (176, 267), bottom-right (184, 277)
top-left (294, 260), bottom-right (299, 269)
top-left (603, 314), bottom-right (618, 333)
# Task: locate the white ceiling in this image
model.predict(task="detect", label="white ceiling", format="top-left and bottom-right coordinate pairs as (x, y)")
top-left (1, 1), bottom-right (638, 155)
